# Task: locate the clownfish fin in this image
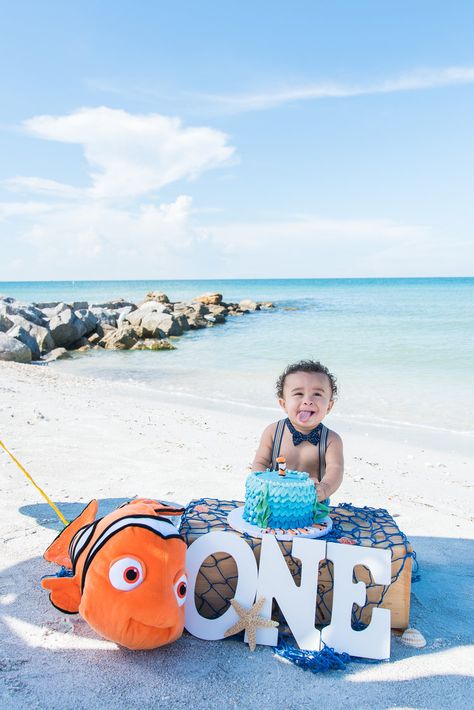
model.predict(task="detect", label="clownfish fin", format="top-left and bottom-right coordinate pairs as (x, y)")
top-left (41, 575), bottom-right (81, 614)
top-left (153, 502), bottom-right (185, 517)
top-left (44, 499), bottom-right (99, 568)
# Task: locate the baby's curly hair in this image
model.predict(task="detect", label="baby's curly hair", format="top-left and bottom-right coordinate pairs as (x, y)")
top-left (276, 360), bottom-right (338, 400)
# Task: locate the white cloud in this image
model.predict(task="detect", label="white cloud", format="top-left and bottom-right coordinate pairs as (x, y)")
top-left (208, 215), bottom-right (428, 247)
top-left (196, 65), bottom-right (474, 113)
top-left (2, 196), bottom-right (468, 279)
top-left (4, 176), bottom-right (83, 199)
top-left (200, 215), bottom-right (438, 277)
top-left (0, 201), bottom-right (56, 221)
top-left (0, 107), bottom-right (238, 278)
top-left (20, 107), bottom-right (235, 199)
top-left (1, 192), bottom-right (237, 279)
top-left (0, 104), bottom-right (468, 279)
top-left (11, 194), bottom-right (204, 277)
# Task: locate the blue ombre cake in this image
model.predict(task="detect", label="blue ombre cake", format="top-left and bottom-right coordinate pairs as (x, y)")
top-left (243, 470), bottom-right (317, 530)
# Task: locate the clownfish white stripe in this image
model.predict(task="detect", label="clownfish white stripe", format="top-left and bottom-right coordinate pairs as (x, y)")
top-left (69, 522), bottom-right (98, 567)
top-left (80, 515), bottom-right (183, 591)
top-left (89, 516), bottom-right (181, 558)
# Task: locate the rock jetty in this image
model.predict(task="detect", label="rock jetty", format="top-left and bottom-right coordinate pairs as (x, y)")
top-left (0, 292), bottom-right (274, 364)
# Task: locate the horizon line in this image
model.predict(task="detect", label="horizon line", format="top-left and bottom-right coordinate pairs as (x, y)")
top-left (1, 275), bottom-right (472, 284)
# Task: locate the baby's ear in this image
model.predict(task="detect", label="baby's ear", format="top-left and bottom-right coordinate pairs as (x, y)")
top-left (278, 398), bottom-right (286, 410)
top-left (327, 399), bottom-right (334, 413)
top-left (41, 575), bottom-right (81, 614)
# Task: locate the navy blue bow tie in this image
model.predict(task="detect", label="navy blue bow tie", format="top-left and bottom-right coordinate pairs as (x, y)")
top-left (286, 419), bottom-right (322, 447)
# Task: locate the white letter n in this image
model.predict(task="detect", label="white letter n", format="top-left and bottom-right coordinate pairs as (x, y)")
top-left (255, 534), bottom-right (326, 650)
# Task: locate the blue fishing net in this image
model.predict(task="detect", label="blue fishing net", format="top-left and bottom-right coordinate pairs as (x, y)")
top-left (180, 498), bottom-right (417, 671)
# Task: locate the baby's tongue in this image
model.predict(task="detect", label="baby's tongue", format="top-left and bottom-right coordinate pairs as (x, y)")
top-left (298, 410), bottom-right (312, 423)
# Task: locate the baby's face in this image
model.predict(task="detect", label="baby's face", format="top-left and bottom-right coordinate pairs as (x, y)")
top-left (279, 371), bottom-right (334, 431)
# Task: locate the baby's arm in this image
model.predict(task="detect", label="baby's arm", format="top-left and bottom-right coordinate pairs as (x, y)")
top-left (316, 431), bottom-right (344, 500)
top-left (251, 424), bottom-right (275, 472)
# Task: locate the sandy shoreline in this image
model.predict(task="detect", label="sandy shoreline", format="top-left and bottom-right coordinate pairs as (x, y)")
top-left (1, 361), bottom-right (473, 709)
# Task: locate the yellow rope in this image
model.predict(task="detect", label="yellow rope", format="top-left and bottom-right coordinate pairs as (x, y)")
top-left (0, 439), bottom-right (68, 526)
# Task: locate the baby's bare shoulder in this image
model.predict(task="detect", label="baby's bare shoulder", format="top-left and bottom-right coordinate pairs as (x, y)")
top-left (326, 428), bottom-right (343, 447)
top-left (261, 420), bottom-right (279, 440)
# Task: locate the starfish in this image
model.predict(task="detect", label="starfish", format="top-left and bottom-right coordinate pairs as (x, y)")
top-left (224, 597), bottom-right (279, 651)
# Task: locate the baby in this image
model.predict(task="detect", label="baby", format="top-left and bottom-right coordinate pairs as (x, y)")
top-left (252, 360), bottom-right (344, 502)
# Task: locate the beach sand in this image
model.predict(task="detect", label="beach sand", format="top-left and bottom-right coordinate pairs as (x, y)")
top-left (1, 361), bottom-right (473, 709)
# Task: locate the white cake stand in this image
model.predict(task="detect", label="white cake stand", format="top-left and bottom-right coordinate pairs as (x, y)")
top-left (227, 506), bottom-right (333, 542)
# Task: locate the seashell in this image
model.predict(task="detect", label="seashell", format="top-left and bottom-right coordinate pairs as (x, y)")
top-left (399, 628), bottom-right (426, 648)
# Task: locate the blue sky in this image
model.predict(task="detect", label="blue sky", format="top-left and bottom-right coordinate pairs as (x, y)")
top-left (1, 1), bottom-right (473, 279)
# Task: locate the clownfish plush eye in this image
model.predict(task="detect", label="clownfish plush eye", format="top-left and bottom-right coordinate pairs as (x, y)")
top-left (109, 557), bottom-right (145, 591)
top-left (173, 574), bottom-right (187, 606)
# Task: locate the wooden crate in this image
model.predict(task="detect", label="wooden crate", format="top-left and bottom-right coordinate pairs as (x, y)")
top-left (180, 498), bottom-right (412, 630)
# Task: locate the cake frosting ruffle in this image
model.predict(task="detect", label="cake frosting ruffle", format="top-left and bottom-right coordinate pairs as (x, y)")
top-left (243, 469), bottom-right (317, 529)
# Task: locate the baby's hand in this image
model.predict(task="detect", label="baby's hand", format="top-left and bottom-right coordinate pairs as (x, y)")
top-left (316, 481), bottom-right (329, 501)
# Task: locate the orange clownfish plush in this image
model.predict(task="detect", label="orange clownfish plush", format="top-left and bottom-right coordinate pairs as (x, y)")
top-left (41, 498), bottom-right (187, 650)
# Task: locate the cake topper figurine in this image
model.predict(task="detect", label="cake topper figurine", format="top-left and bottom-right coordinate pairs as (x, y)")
top-left (276, 456), bottom-right (287, 476)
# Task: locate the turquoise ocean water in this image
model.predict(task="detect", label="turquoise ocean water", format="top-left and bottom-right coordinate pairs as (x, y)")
top-left (1, 278), bottom-right (473, 438)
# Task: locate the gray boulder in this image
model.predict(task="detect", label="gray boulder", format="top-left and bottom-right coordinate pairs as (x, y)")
top-left (42, 347), bottom-right (71, 362)
top-left (94, 322), bottom-right (116, 339)
top-left (121, 309), bottom-right (142, 329)
top-left (0, 333), bottom-right (32, 363)
top-left (226, 308), bottom-right (245, 316)
top-left (34, 324), bottom-right (55, 353)
top-left (2, 302), bottom-right (48, 326)
top-left (69, 337), bottom-right (90, 349)
top-left (172, 301), bottom-right (188, 313)
top-left (87, 332), bottom-right (102, 345)
top-left (99, 326), bottom-right (139, 350)
top-left (140, 291), bottom-right (170, 304)
top-left (49, 308), bottom-right (87, 347)
top-left (8, 320), bottom-right (55, 357)
top-left (41, 302), bottom-right (70, 319)
top-left (75, 309), bottom-right (99, 335)
top-left (207, 304), bottom-right (228, 317)
top-left (123, 303), bottom-right (182, 338)
top-left (174, 314), bottom-right (190, 331)
top-left (90, 307), bottom-right (118, 327)
top-left (174, 303), bottom-right (208, 330)
top-left (144, 313), bottom-right (182, 337)
top-left (136, 300), bottom-right (173, 315)
top-left (186, 313), bottom-right (209, 329)
top-left (204, 313), bottom-right (225, 324)
top-left (116, 305), bottom-right (136, 327)
top-left (239, 299), bottom-right (258, 311)
top-left (131, 338), bottom-right (176, 351)
top-left (91, 299), bottom-right (136, 310)
top-left (0, 313), bottom-right (14, 333)
top-left (34, 301), bottom-right (60, 309)
top-left (137, 313), bottom-right (167, 338)
top-left (188, 302), bottom-right (210, 315)
top-left (7, 325), bottom-right (40, 359)
top-left (194, 293), bottom-right (223, 306)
